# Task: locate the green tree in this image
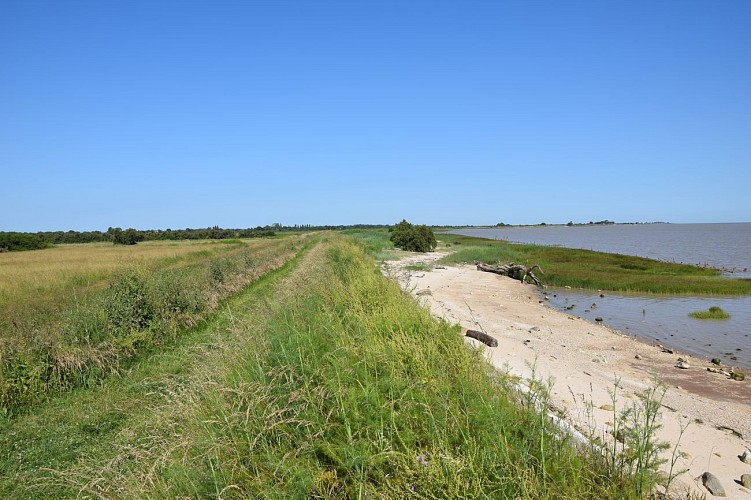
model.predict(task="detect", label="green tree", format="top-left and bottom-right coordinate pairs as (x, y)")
top-left (0, 232), bottom-right (51, 252)
top-left (389, 220), bottom-right (436, 252)
top-left (109, 227), bottom-right (140, 245)
top-left (122, 228), bottom-right (140, 245)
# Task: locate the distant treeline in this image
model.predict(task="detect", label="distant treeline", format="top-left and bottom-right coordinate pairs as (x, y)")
top-left (0, 224), bottom-right (390, 251)
top-left (0, 227), bottom-right (275, 250)
top-left (0, 233), bottom-right (53, 252)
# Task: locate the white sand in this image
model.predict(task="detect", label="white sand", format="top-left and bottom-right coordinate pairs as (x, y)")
top-left (386, 251), bottom-right (751, 499)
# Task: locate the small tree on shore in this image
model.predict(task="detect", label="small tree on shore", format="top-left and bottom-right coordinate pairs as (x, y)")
top-left (390, 220), bottom-right (436, 252)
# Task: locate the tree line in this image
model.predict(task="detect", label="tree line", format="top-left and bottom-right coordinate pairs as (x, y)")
top-left (0, 226), bottom-right (275, 251)
top-left (0, 224), bottom-right (392, 251)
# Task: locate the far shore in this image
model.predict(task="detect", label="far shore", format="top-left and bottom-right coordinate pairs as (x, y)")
top-left (386, 251), bottom-right (751, 499)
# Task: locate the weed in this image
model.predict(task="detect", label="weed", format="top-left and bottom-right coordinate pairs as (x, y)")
top-left (405, 262), bottom-right (431, 272)
top-left (104, 269), bottom-right (154, 335)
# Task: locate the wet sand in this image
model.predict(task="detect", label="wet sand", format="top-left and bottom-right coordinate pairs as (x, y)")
top-left (386, 252), bottom-right (751, 499)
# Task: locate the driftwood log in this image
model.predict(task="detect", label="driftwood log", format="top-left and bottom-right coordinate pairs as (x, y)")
top-left (475, 261), bottom-right (544, 287)
top-left (463, 328), bottom-right (498, 347)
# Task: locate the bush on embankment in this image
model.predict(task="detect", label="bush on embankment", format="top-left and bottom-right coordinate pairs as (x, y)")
top-left (390, 219), bottom-right (437, 252)
top-left (0, 238), bottom-right (305, 414)
top-left (143, 237), bottom-right (648, 498)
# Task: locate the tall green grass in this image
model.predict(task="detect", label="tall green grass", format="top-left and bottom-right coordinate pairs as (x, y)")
top-left (0, 235), bottom-right (672, 498)
top-left (342, 228), bottom-right (399, 261)
top-left (438, 234), bottom-right (751, 295)
top-left (129, 237), bottom-right (651, 498)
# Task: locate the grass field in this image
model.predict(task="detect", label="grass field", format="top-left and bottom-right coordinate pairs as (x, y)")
top-left (1, 239), bottom-right (232, 281)
top-left (1, 239), bottom-right (245, 314)
top-left (0, 236), bottom-right (308, 412)
top-left (0, 233), bottom-right (664, 498)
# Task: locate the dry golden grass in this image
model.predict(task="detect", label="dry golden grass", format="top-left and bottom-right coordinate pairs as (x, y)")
top-left (0, 238), bottom-right (284, 354)
top-left (0, 240), bottom-right (250, 316)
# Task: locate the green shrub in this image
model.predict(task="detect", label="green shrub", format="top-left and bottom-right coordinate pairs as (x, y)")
top-left (103, 269), bottom-right (154, 334)
top-left (208, 260), bottom-right (226, 283)
top-left (389, 220), bottom-right (436, 252)
top-left (150, 269), bottom-right (206, 317)
top-left (208, 256), bottom-right (243, 284)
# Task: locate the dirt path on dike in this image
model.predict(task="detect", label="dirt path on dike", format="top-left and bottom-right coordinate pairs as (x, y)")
top-left (385, 251), bottom-right (751, 499)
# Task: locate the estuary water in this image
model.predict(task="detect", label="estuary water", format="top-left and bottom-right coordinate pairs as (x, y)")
top-left (448, 223), bottom-right (751, 369)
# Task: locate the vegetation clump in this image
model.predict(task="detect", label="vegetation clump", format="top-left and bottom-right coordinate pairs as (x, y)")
top-left (688, 306), bottom-right (730, 319)
top-left (0, 232), bottom-right (51, 252)
top-left (389, 219), bottom-right (436, 252)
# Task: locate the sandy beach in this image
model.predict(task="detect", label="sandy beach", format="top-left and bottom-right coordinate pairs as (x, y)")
top-left (386, 252), bottom-right (751, 499)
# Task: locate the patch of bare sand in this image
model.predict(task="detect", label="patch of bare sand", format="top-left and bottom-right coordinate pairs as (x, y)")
top-left (385, 252), bottom-right (751, 499)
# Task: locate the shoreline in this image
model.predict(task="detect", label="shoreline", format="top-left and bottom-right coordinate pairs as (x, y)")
top-left (386, 251), bottom-right (751, 499)
top-left (446, 224), bottom-right (751, 280)
top-left (542, 288), bottom-right (751, 372)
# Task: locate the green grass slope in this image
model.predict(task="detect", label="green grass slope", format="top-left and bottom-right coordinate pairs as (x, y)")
top-left (2, 234), bottom-right (660, 498)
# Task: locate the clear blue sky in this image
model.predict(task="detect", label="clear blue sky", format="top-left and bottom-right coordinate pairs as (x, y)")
top-left (2, 1), bottom-right (749, 231)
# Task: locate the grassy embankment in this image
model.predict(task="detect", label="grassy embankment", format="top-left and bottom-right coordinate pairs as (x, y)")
top-left (1, 233), bottom-right (664, 498)
top-left (0, 236), bottom-right (307, 413)
top-left (437, 233), bottom-right (751, 295)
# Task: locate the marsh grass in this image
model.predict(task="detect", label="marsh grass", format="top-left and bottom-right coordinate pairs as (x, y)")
top-left (437, 234), bottom-right (751, 295)
top-left (688, 306), bottom-right (730, 319)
